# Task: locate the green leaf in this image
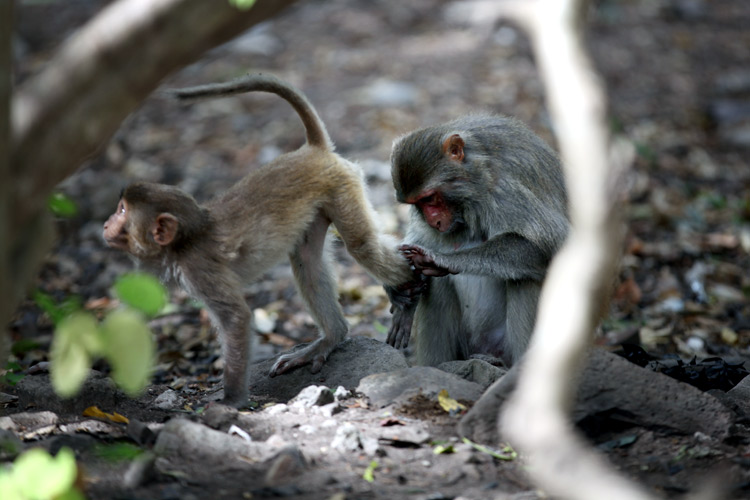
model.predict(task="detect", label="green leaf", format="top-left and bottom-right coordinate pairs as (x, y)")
top-left (363, 460), bottom-right (378, 483)
top-left (0, 361), bottom-right (23, 386)
top-left (50, 312), bottom-right (100, 397)
top-left (93, 442), bottom-right (144, 462)
top-left (1, 372), bottom-right (24, 386)
top-left (114, 273), bottom-right (167, 317)
top-left (14, 447), bottom-right (78, 499)
top-left (101, 309), bottom-right (155, 397)
top-left (433, 443), bottom-right (455, 455)
top-left (11, 339), bottom-right (41, 356)
top-left (0, 474), bottom-right (19, 500)
top-left (229, 0), bottom-right (257, 10)
top-left (34, 290), bottom-right (63, 324)
top-left (34, 291), bottom-right (82, 325)
top-left (373, 320), bottom-right (388, 335)
top-left (48, 192), bottom-right (78, 217)
top-left (461, 438), bottom-right (517, 461)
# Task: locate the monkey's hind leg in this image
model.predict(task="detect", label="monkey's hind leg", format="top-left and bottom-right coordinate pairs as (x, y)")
top-left (504, 280), bottom-right (541, 364)
top-left (270, 213), bottom-right (349, 377)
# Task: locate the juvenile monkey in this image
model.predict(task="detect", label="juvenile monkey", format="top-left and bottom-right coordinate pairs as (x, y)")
top-left (103, 74), bottom-right (417, 407)
top-left (385, 114), bottom-right (569, 366)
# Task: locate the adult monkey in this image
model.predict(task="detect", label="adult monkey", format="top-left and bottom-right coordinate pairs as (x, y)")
top-left (385, 114), bottom-right (569, 367)
top-left (103, 74), bottom-right (420, 407)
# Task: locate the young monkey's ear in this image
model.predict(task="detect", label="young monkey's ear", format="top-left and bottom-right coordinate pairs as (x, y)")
top-left (441, 134), bottom-right (465, 162)
top-left (152, 213), bottom-right (179, 246)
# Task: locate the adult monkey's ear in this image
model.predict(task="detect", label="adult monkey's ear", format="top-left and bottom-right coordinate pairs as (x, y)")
top-left (442, 134), bottom-right (465, 162)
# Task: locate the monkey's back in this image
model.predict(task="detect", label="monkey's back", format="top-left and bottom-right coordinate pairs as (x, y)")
top-left (206, 145), bottom-right (363, 276)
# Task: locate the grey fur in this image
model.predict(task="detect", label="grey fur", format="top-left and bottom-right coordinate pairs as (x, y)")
top-left (388, 114), bottom-right (569, 366)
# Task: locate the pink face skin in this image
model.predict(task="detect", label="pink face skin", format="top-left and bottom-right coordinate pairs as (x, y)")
top-left (408, 189), bottom-right (453, 232)
top-left (103, 199), bottom-right (130, 250)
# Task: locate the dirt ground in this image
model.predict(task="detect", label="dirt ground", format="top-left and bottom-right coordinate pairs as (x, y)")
top-left (5, 0), bottom-right (750, 498)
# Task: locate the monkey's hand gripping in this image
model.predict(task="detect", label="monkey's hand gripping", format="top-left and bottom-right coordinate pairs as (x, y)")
top-left (385, 245), bottom-right (457, 349)
top-left (399, 245), bottom-right (458, 277)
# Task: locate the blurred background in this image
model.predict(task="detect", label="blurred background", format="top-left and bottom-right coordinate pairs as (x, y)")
top-left (10, 0), bottom-right (750, 382)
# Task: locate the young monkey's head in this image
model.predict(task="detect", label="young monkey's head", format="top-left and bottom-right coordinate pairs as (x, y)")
top-left (103, 182), bottom-right (204, 259)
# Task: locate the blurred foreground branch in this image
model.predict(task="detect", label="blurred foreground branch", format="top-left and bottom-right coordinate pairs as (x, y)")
top-left (461, 0), bottom-right (651, 499)
top-left (1, 1), bottom-right (12, 371)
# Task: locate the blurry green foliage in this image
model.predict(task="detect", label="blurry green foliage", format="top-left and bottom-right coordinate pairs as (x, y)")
top-left (0, 447), bottom-right (84, 500)
top-left (0, 361), bottom-right (24, 386)
top-left (114, 272), bottom-right (167, 317)
top-left (44, 273), bottom-right (164, 398)
top-left (47, 192), bottom-right (78, 218)
top-left (229, 0), bottom-right (257, 11)
top-left (362, 460), bottom-right (378, 483)
top-left (93, 442), bottom-right (144, 462)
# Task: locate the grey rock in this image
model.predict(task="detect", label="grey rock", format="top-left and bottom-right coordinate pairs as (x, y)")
top-left (154, 419), bottom-right (276, 473)
top-left (201, 403), bottom-right (240, 430)
top-left (249, 336), bottom-right (408, 402)
top-left (574, 349), bottom-right (735, 440)
top-left (379, 424), bottom-right (431, 446)
top-left (264, 446), bottom-right (306, 486)
top-left (0, 392), bottom-right (17, 405)
top-left (315, 402), bottom-right (343, 418)
top-left (331, 422), bottom-right (363, 454)
top-left (360, 435), bottom-right (382, 457)
top-left (123, 452), bottom-right (157, 489)
top-left (153, 389), bottom-right (183, 410)
top-left (438, 359), bottom-right (508, 389)
top-left (0, 410), bottom-right (58, 431)
top-left (333, 386), bottom-right (352, 401)
top-left (289, 385), bottom-right (335, 408)
top-left (725, 375), bottom-right (750, 418)
top-left (357, 366), bottom-right (484, 408)
top-left (461, 349), bottom-right (736, 445)
top-left (709, 99), bottom-right (750, 148)
top-left (265, 403), bottom-right (289, 416)
top-left (716, 70), bottom-right (750, 95)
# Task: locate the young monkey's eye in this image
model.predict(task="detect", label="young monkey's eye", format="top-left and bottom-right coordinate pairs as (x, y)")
top-left (119, 202), bottom-right (125, 214)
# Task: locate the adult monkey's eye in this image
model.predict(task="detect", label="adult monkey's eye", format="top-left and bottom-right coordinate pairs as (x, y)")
top-left (420, 193), bottom-right (437, 205)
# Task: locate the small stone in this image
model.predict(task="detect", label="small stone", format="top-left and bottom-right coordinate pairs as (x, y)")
top-left (331, 423), bottom-right (362, 453)
top-left (333, 386), bottom-right (352, 401)
top-left (265, 403), bottom-right (289, 415)
top-left (289, 385), bottom-right (334, 408)
top-left (154, 389), bottom-right (183, 410)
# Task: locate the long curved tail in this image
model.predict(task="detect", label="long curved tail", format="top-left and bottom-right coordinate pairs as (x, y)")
top-left (170, 73), bottom-right (332, 150)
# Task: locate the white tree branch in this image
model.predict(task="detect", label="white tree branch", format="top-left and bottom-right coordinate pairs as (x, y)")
top-left (463, 0), bottom-right (652, 498)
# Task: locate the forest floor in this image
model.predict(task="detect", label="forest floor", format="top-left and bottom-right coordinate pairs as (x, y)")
top-left (5, 0), bottom-right (750, 499)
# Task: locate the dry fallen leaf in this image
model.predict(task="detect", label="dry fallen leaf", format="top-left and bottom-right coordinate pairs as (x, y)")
top-left (82, 406), bottom-right (129, 424)
top-left (438, 389), bottom-right (466, 414)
